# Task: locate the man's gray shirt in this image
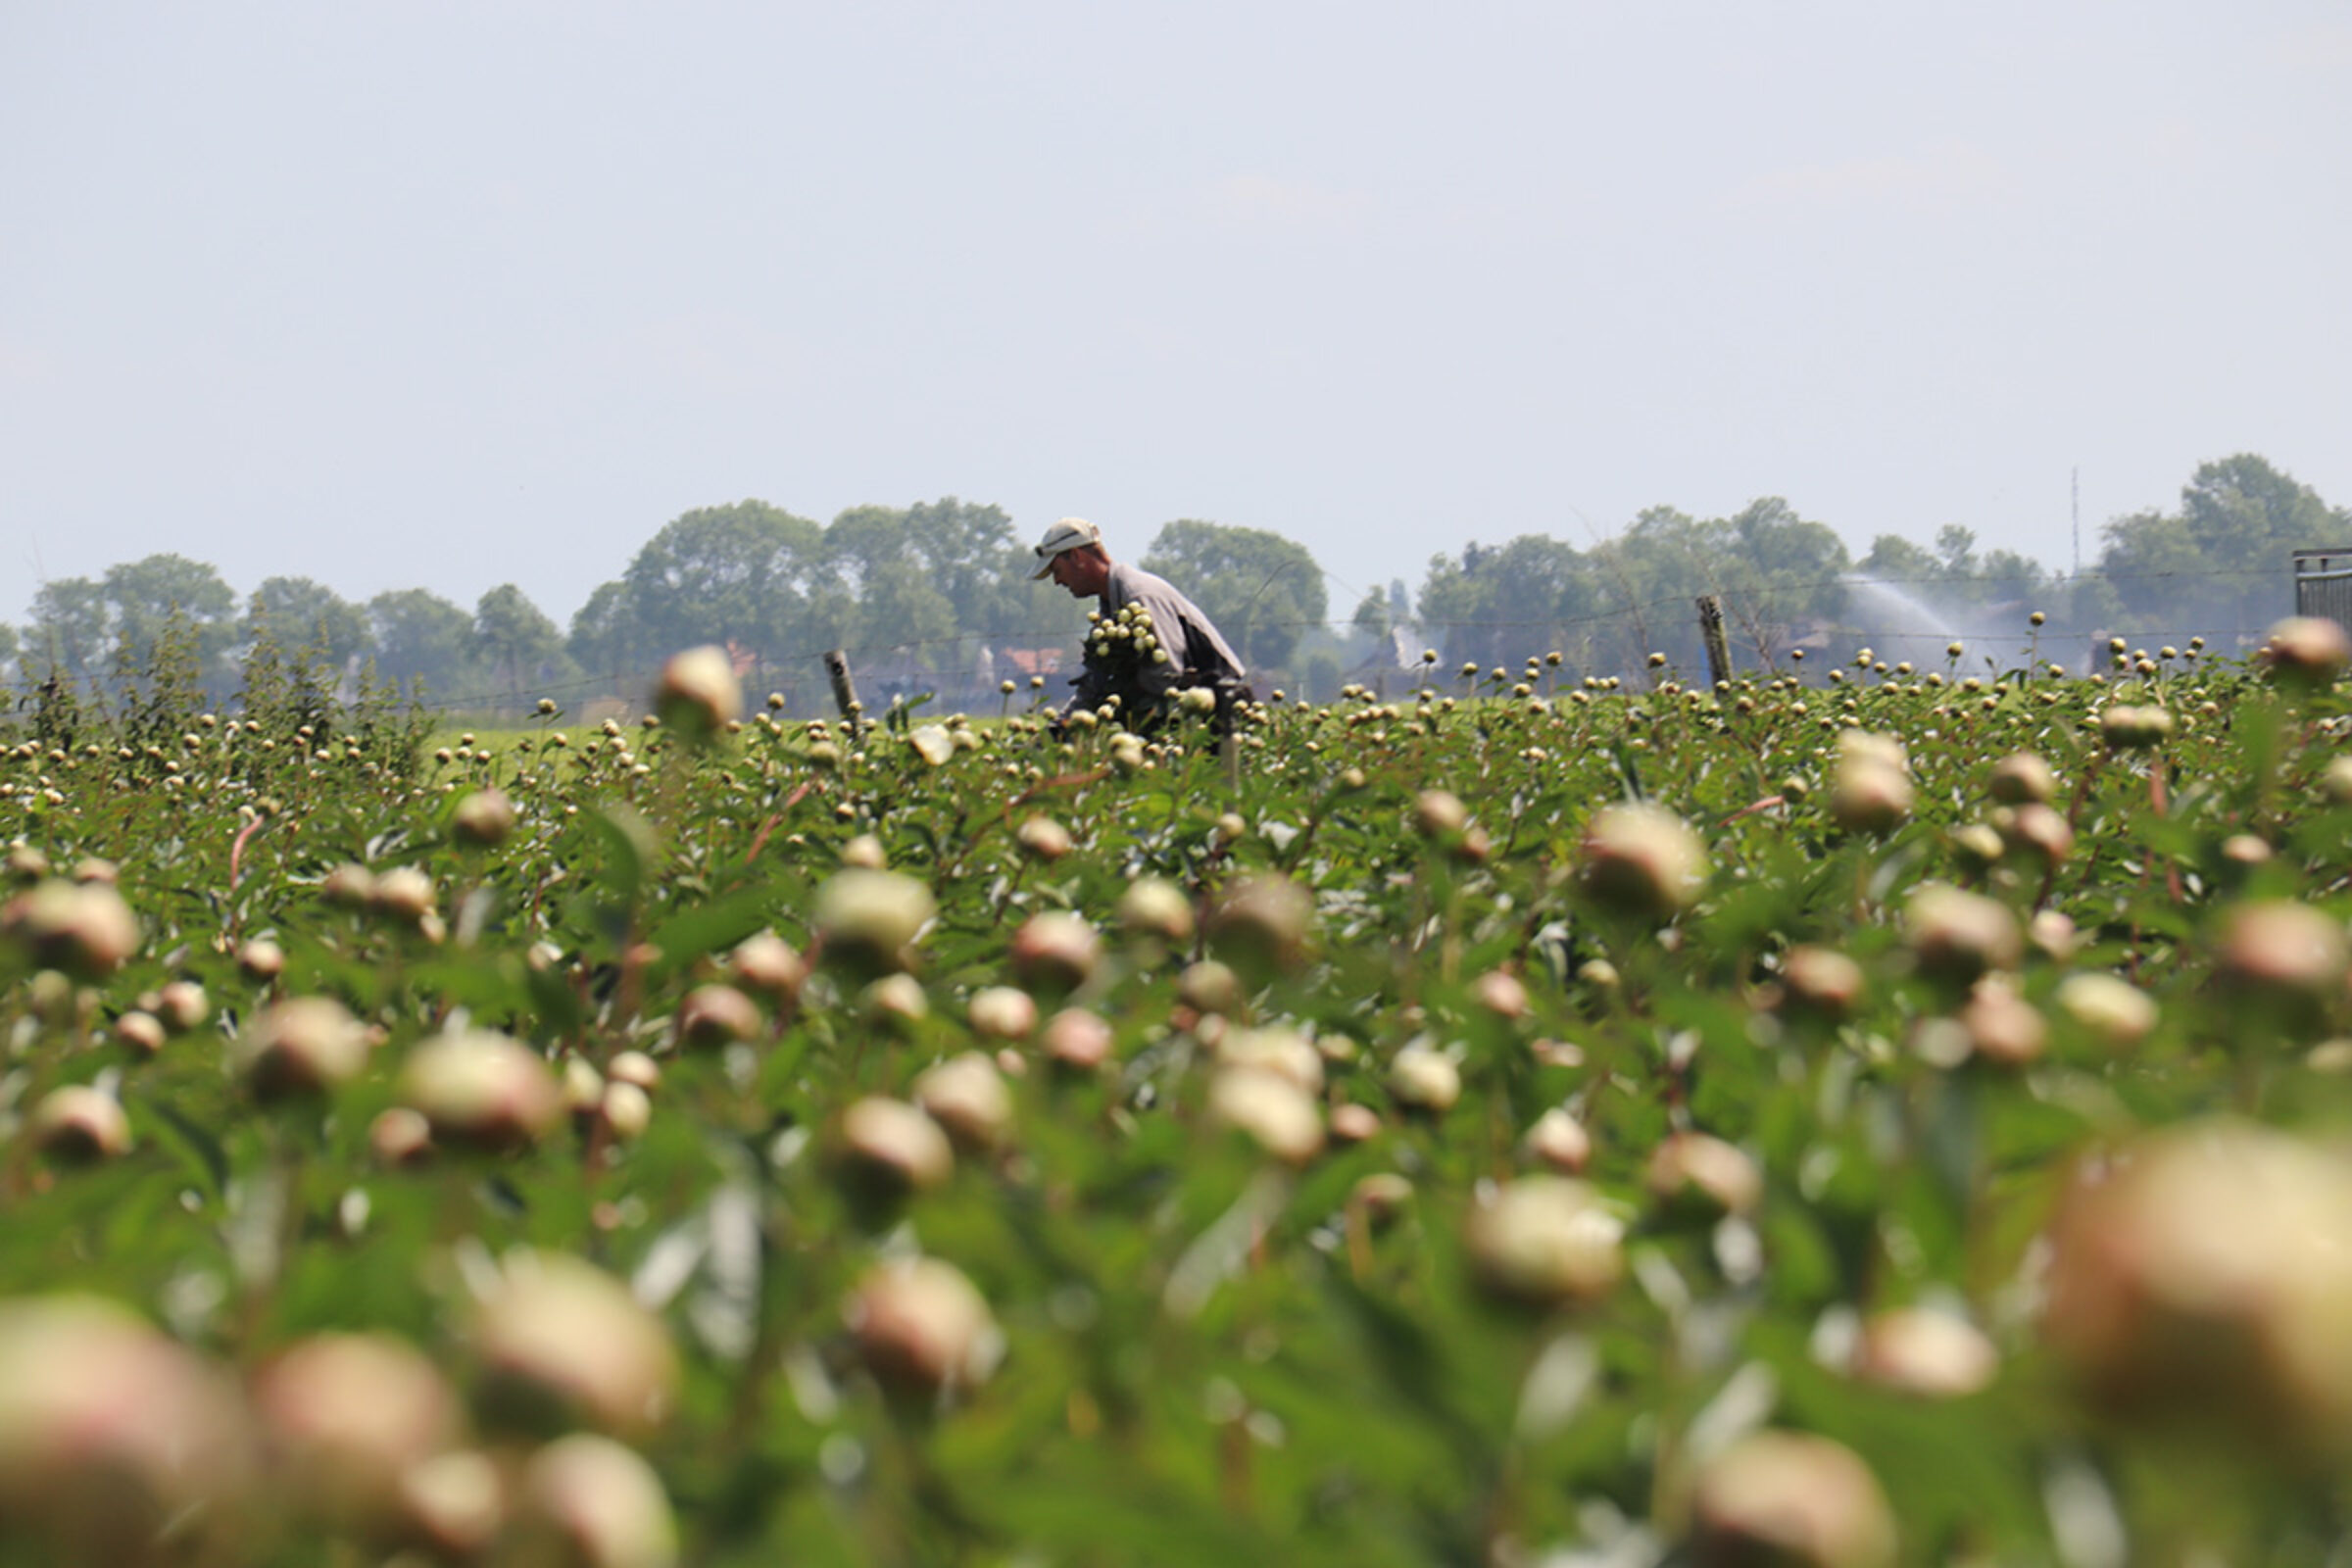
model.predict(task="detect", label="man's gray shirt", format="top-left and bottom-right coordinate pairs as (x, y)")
top-left (1070, 563), bottom-right (1246, 713)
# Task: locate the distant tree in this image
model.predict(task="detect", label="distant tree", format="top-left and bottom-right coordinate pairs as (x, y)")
top-left (27, 555), bottom-right (239, 698)
top-left (623, 501), bottom-right (825, 662)
top-left (2098, 454), bottom-right (2345, 645)
top-left (25, 576), bottom-right (109, 686)
top-left (1858, 534), bottom-right (1943, 585)
top-left (473, 584), bottom-right (567, 705)
top-left (822, 505), bottom-right (959, 670)
top-left (369, 589), bottom-right (477, 695)
top-left (566, 580), bottom-right (648, 688)
top-left (1141, 520), bottom-right (1327, 671)
top-left (248, 576), bottom-right (368, 667)
top-left (1350, 589), bottom-right (1392, 641)
top-left (903, 497), bottom-right (1033, 644)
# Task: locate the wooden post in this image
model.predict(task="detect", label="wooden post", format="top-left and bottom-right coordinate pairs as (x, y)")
top-left (1696, 595), bottom-right (1732, 689)
top-left (822, 650), bottom-right (863, 738)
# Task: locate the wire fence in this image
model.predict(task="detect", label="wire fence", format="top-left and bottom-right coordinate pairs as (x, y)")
top-left (13, 564), bottom-right (2321, 724)
top-left (389, 564), bottom-right (2314, 719)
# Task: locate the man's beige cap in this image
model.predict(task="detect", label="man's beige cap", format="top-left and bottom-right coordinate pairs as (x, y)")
top-left (1031, 517), bottom-right (1102, 578)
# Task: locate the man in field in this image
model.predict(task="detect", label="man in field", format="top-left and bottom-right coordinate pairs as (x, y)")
top-left (1032, 517), bottom-right (1251, 732)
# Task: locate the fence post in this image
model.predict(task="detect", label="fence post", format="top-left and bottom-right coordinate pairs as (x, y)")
top-left (1696, 595), bottom-right (1732, 688)
top-left (822, 650), bottom-right (863, 739)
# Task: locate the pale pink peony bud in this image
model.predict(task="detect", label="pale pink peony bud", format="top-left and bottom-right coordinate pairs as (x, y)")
top-left (1207, 1067), bottom-right (1324, 1165)
top-left (113, 1009), bottom-right (167, 1055)
top-left (473, 1253), bottom-right (680, 1436)
top-left (2054, 972), bottom-right (2159, 1050)
top-left (1576, 803), bottom-right (1709, 919)
top-left (1852, 1307), bottom-right (1999, 1398)
top-left (1690, 1430), bottom-right (1896, 1568)
top-left (674, 983), bottom-right (762, 1049)
top-left (913, 1053), bottom-right (1014, 1152)
top-left (30, 1085), bottom-right (132, 1162)
top-left (1779, 945), bottom-right (1865, 1020)
top-left (836, 1097), bottom-right (954, 1194)
top-left (812, 869), bottom-right (936, 977)
top-left (1524, 1107), bottom-right (1592, 1173)
top-left (1645, 1131), bottom-right (1762, 1217)
top-left (251, 1332), bottom-right (464, 1530)
top-left (0, 879), bottom-right (139, 981)
top-left (450, 788), bottom-right (515, 848)
top-left (1388, 1044), bottom-right (1462, 1113)
top-left (1008, 912), bottom-right (1101, 995)
top-left (236, 996), bottom-right (370, 1098)
top-left (1041, 1007), bottom-right (1113, 1071)
top-left (1904, 884), bottom-right (2023, 987)
top-left (847, 1257), bottom-right (1003, 1396)
top-left (1465, 1177), bottom-right (1626, 1307)
top-left (1958, 976), bottom-right (2047, 1067)
top-left (729, 932), bottom-right (807, 1002)
top-left (0, 1295), bottom-right (252, 1562)
top-left (2261, 615), bottom-right (2352, 690)
top-left (1014, 815), bottom-right (1074, 861)
top-left (653, 645), bottom-right (742, 739)
top-left (1986, 751), bottom-right (2057, 806)
top-left (396, 1030), bottom-right (563, 1152)
top-left (513, 1434), bottom-right (679, 1568)
top-left (2042, 1120), bottom-right (2352, 1461)
top-left (1206, 874), bottom-right (1316, 982)
top-left (1116, 877), bottom-right (1196, 946)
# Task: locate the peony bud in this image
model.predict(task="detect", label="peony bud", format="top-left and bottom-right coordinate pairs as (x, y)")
top-left (473, 1253), bottom-right (679, 1436)
top-left (2054, 972), bottom-right (2159, 1050)
top-left (729, 932), bottom-right (807, 1004)
top-left (236, 996), bottom-right (370, 1098)
top-left (1576, 803), bottom-right (1709, 919)
top-left (1008, 912), bottom-right (1100, 995)
top-left (2042, 1121), bottom-right (2352, 1462)
top-left (30, 1085), bottom-right (131, 1162)
top-left (0, 1296), bottom-right (251, 1562)
top-left (2215, 900), bottom-right (2349, 1027)
top-left (1904, 884), bottom-right (2023, 987)
top-left (1690, 1431), bottom-right (1896, 1568)
top-left (1852, 1307), bottom-right (1998, 1398)
top-left (450, 788), bottom-right (515, 848)
top-left (1014, 815), bottom-right (1074, 861)
top-left (847, 1257), bottom-right (1003, 1396)
top-left (1523, 1107), bottom-right (1592, 1173)
top-left (836, 1097), bottom-right (954, 1194)
top-left (653, 645), bottom-right (742, 739)
top-left (912, 1053), bottom-right (1014, 1152)
top-left (812, 870), bottom-right (936, 978)
top-left (1205, 875), bottom-right (1316, 982)
top-left (1041, 1007), bottom-right (1113, 1071)
top-left (966, 985), bottom-right (1040, 1042)
top-left (1388, 1044), bottom-right (1462, 1113)
top-left (396, 1030), bottom-right (563, 1151)
top-left (1986, 751), bottom-right (2057, 806)
top-left (512, 1434), bottom-right (679, 1568)
top-left (251, 1332), bottom-right (463, 1530)
top-left (1117, 877), bottom-right (1196, 946)
top-left (2261, 615), bottom-right (2352, 690)
top-left (0, 879), bottom-right (139, 981)
top-left (1957, 976), bottom-right (2047, 1067)
top-left (1645, 1131), bottom-right (1762, 1217)
top-left (674, 983), bottom-right (762, 1049)
top-left (1465, 1177), bottom-right (1626, 1307)
top-left (1207, 1066), bottom-right (1324, 1165)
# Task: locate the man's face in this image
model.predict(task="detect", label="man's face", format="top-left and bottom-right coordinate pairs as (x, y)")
top-left (1048, 549), bottom-right (1106, 598)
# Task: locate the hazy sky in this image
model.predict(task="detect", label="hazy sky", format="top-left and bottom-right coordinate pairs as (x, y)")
top-left (5, 2), bottom-right (2348, 630)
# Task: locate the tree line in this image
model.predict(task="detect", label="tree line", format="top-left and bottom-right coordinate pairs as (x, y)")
top-left (10, 455), bottom-right (2341, 718)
